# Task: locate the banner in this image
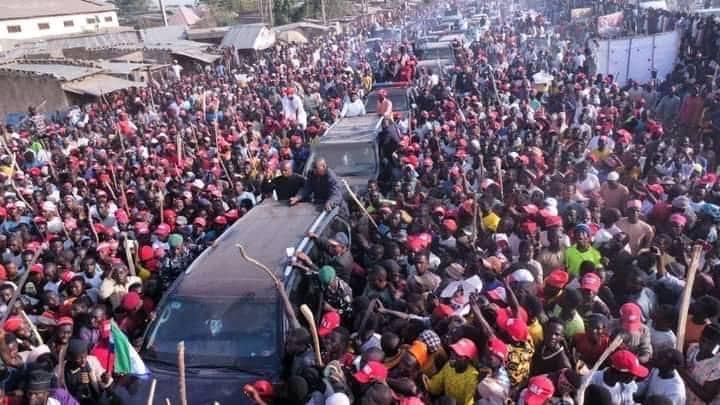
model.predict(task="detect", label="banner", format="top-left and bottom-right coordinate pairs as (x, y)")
top-left (597, 12), bottom-right (624, 37)
top-left (639, 1), bottom-right (668, 10)
top-left (595, 30), bottom-right (680, 85)
top-left (571, 7), bottom-right (593, 21)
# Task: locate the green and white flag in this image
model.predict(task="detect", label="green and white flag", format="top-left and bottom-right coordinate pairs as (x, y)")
top-left (111, 320), bottom-right (148, 375)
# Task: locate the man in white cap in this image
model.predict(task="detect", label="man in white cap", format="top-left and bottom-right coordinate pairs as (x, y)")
top-left (600, 171), bottom-right (629, 211)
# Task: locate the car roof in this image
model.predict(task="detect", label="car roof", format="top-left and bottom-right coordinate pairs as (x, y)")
top-left (176, 201), bottom-right (322, 297)
top-left (320, 115), bottom-right (381, 144)
top-left (419, 41), bottom-right (452, 49)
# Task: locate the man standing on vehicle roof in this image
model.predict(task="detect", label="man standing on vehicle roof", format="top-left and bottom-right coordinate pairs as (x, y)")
top-left (289, 158), bottom-right (344, 212)
top-left (341, 92), bottom-right (366, 118)
top-left (376, 89), bottom-right (394, 120)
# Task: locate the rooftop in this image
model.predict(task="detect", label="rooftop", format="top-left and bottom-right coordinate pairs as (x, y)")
top-left (1, 0), bottom-right (116, 21)
top-left (0, 60), bottom-right (102, 81)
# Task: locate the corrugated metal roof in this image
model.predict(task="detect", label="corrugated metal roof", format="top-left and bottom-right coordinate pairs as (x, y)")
top-left (97, 61), bottom-right (151, 75)
top-left (167, 6), bottom-right (201, 26)
top-left (171, 47), bottom-right (222, 64)
top-left (0, 61), bottom-right (102, 81)
top-left (274, 22), bottom-right (330, 32)
top-left (186, 26), bottom-right (230, 41)
top-left (141, 25), bottom-right (187, 45)
top-left (1, 0), bottom-right (116, 21)
top-left (220, 23), bottom-right (276, 50)
top-left (62, 74), bottom-right (146, 96)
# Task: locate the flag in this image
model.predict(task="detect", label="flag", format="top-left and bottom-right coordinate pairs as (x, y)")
top-left (110, 320), bottom-right (148, 375)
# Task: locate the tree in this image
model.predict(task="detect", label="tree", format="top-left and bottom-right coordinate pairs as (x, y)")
top-left (114, 0), bottom-right (149, 15)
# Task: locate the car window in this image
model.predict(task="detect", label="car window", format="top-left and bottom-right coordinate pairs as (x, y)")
top-left (144, 296), bottom-right (280, 367)
top-left (315, 142), bottom-right (377, 178)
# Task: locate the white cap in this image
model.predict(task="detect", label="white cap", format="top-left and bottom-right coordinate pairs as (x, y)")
top-left (41, 201), bottom-right (56, 213)
top-left (326, 393), bottom-right (351, 405)
top-left (607, 171), bottom-right (620, 181)
top-left (509, 269), bottom-right (534, 283)
top-left (544, 197), bottom-right (558, 207)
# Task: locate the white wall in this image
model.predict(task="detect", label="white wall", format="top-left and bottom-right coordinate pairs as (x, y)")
top-left (0, 11), bottom-right (119, 40)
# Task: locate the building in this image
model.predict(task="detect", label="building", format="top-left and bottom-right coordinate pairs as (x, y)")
top-left (0, 59), bottom-right (146, 116)
top-left (1, 0), bottom-right (119, 41)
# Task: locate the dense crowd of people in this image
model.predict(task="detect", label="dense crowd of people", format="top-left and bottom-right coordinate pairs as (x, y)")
top-left (1, 0), bottom-right (720, 404)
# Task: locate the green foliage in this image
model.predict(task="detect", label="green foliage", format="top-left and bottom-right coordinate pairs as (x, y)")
top-left (114, 0), bottom-right (149, 14)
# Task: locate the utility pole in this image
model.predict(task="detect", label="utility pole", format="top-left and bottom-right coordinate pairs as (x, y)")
top-left (321, 0), bottom-right (327, 25)
top-left (158, 0), bottom-right (168, 26)
top-left (269, 0), bottom-right (274, 26)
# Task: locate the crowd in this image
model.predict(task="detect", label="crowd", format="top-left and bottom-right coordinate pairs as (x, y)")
top-left (0, 0), bottom-right (719, 404)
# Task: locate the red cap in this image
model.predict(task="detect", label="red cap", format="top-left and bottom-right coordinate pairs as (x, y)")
top-left (115, 209), bottom-right (129, 224)
top-left (669, 213), bottom-right (687, 227)
top-left (580, 272), bottom-right (602, 293)
top-left (214, 215), bottom-right (227, 225)
top-left (545, 269), bottom-right (569, 288)
top-left (442, 219), bottom-right (458, 233)
top-left (57, 316), bottom-right (74, 327)
top-left (502, 318), bottom-right (529, 342)
top-left (251, 380), bottom-right (274, 399)
top-left (619, 303), bottom-right (643, 332)
top-left (121, 291), bottom-right (142, 312)
top-left (523, 374), bottom-right (555, 405)
top-left (353, 361), bottom-right (388, 383)
top-left (3, 317), bottom-right (22, 332)
top-left (318, 311), bottom-right (341, 337)
top-left (59, 271), bottom-right (76, 284)
top-left (155, 223), bottom-right (171, 236)
top-left (647, 183), bottom-right (664, 195)
top-left (193, 217), bottom-right (206, 227)
top-left (488, 336), bottom-right (508, 362)
top-left (406, 235), bottom-right (426, 253)
top-left (544, 215), bottom-right (562, 228)
top-left (29, 263), bottom-right (44, 274)
top-left (432, 303), bottom-right (454, 318)
top-left (520, 221), bottom-right (538, 234)
top-left (610, 349), bottom-right (649, 378)
top-left (139, 245), bottom-right (154, 261)
top-left (450, 338), bottom-right (478, 360)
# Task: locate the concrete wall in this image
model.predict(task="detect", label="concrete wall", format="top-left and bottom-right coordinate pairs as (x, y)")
top-left (0, 11), bottom-right (119, 40)
top-left (0, 73), bottom-right (69, 116)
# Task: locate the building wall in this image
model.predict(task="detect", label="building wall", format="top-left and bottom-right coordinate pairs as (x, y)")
top-left (0, 11), bottom-right (119, 40)
top-left (0, 73), bottom-right (69, 116)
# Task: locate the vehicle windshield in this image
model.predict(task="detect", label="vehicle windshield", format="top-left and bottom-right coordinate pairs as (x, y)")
top-left (366, 90), bottom-right (409, 113)
top-left (417, 47), bottom-right (454, 61)
top-left (316, 142), bottom-right (377, 178)
top-left (143, 296), bottom-right (280, 369)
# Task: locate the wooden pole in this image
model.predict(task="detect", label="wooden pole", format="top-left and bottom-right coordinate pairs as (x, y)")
top-left (20, 310), bottom-right (43, 346)
top-left (341, 179), bottom-right (379, 231)
top-left (237, 245), bottom-right (301, 329)
top-left (178, 341), bottom-right (188, 405)
top-left (147, 378), bottom-right (157, 405)
top-left (125, 239), bottom-right (137, 277)
top-left (87, 205), bottom-right (100, 244)
top-left (576, 335), bottom-right (624, 405)
top-left (300, 304), bottom-right (324, 367)
top-left (676, 244), bottom-right (704, 350)
top-left (496, 157), bottom-right (504, 200)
